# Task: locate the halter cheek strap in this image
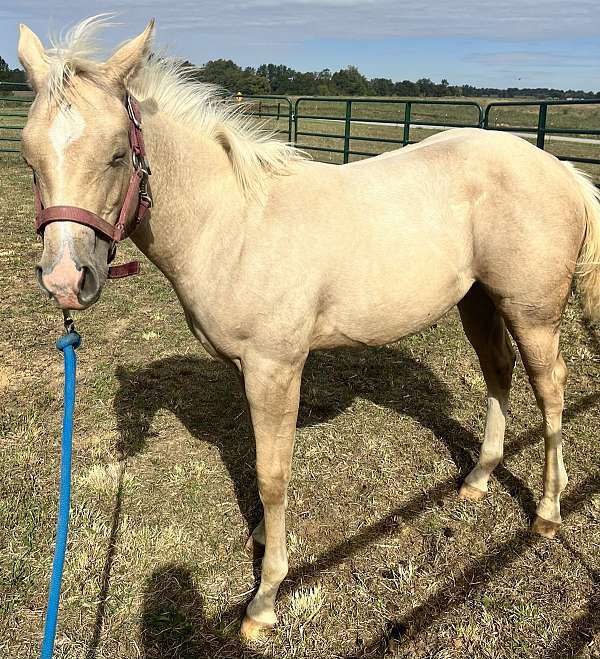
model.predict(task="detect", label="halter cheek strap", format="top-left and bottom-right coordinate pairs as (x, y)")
top-left (33, 92), bottom-right (152, 279)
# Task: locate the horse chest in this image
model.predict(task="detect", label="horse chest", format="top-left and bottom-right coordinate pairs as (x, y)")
top-left (181, 304), bottom-right (248, 363)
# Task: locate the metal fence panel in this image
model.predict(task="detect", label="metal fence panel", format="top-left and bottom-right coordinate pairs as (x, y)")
top-left (2, 82), bottom-right (598, 176)
top-left (0, 82), bottom-right (33, 153)
top-left (483, 99), bottom-right (600, 166)
top-left (294, 96), bottom-right (484, 163)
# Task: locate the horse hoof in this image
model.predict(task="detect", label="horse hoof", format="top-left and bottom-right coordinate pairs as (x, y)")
top-left (240, 615), bottom-right (274, 641)
top-left (532, 515), bottom-right (560, 539)
top-left (458, 483), bottom-right (486, 502)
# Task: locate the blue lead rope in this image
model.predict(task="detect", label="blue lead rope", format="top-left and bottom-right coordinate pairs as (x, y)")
top-left (40, 327), bottom-right (81, 659)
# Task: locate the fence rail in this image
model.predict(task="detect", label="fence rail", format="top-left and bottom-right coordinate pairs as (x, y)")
top-left (0, 82), bottom-right (33, 153)
top-left (483, 99), bottom-right (600, 165)
top-left (237, 95), bottom-right (293, 145)
top-left (293, 96), bottom-right (484, 164)
top-left (2, 84), bottom-right (599, 175)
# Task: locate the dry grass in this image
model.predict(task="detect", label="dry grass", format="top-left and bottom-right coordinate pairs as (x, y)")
top-left (1, 147), bottom-right (600, 659)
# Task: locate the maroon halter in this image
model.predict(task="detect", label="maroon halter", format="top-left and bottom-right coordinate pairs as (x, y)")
top-left (33, 93), bottom-right (152, 279)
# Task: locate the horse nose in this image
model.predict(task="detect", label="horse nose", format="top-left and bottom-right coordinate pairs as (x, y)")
top-left (37, 250), bottom-right (86, 310)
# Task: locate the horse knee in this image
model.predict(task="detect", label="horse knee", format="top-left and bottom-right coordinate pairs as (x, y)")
top-left (257, 467), bottom-right (290, 505)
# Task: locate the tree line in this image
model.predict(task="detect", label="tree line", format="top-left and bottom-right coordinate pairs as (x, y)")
top-left (0, 56), bottom-right (26, 84)
top-left (2, 53), bottom-right (598, 100)
top-left (189, 59), bottom-right (600, 100)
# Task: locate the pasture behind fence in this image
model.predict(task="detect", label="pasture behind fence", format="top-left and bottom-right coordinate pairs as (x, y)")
top-left (0, 82), bottom-right (32, 153)
top-left (2, 83), bottom-right (599, 181)
top-left (293, 96), bottom-right (483, 162)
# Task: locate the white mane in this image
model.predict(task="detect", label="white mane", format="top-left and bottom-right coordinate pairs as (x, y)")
top-left (43, 15), bottom-right (306, 197)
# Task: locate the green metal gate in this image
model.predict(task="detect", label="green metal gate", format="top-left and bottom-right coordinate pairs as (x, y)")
top-left (0, 82), bottom-right (32, 153)
top-left (293, 97), bottom-right (483, 163)
top-left (2, 82), bottom-right (598, 182)
top-left (483, 99), bottom-right (600, 166)
top-left (235, 94), bottom-right (293, 144)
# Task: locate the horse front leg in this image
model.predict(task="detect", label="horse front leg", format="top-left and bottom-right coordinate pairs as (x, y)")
top-left (239, 352), bottom-right (305, 640)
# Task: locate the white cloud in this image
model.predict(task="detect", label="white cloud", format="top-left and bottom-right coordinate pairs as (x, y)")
top-left (1, 0), bottom-right (598, 87)
top-left (3, 0), bottom-right (600, 41)
top-left (465, 51), bottom-right (600, 69)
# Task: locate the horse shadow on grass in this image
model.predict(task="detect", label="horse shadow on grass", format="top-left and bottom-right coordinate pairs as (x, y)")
top-left (79, 330), bottom-right (600, 658)
top-left (100, 343), bottom-right (551, 658)
top-left (113, 345), bottom-right (538, 534)
top-left (137, 473), bottom-right (600, 659)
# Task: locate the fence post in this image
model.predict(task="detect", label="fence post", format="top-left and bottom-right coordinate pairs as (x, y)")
top-left (343, 100), bottom-right (352, 164)
top-left (482, 104), bottom-right (491, 129)
top-left (403, 102), bottom-right (411, 146)
top-left (293, 99), bottom-right (300, 145)
top-left (536, 103), bottom-right (547, 149)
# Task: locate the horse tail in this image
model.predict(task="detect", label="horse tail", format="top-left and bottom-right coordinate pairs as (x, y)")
top-left (565, 162), bottom-right (600, 322)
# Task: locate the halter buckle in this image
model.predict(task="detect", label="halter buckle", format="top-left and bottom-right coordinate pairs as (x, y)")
top-left (132, 151), bottom-right (151, 176)
top-left (139, 177), bottom-right (153, 208)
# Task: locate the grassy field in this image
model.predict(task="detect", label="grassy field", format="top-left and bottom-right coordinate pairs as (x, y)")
top-left (1, 134), bottom-right (600, 659)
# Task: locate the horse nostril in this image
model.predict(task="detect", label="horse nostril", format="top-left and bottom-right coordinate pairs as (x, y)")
top-left (35, 265), bottom-right (52, 298)
top-left (78, 266), bottom-right (87, 294)
top-left (78, 266), bottom-right (101, 305)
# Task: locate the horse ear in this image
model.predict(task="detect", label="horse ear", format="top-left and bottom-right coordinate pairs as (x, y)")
top-left (104, 19), bottom-right (154, 85)
top-left (18, 24), bottom-right (49, 91)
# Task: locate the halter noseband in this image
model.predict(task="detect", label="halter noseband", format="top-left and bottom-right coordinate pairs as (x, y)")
top-left (33, 93), bottom-right (152, 279)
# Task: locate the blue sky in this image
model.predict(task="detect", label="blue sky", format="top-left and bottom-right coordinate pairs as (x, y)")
top-left (1, 1), bottom-right (598, 90)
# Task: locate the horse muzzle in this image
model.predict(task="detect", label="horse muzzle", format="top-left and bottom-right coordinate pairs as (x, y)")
top-left (36, 246), bottom-right (106, 310)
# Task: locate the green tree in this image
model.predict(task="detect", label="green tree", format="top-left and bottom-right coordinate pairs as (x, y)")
top-left (243, 67), bottom-right (270, 94)
top-left (197, 59), bottom-right (271, 95)
top-left (415, 78), bottom-right (435, 96)
top-left (257, 64), bottom-right (297, 94)
top-left (394, 80), bottom-right (418, 96)
top-left (0, 57), bottom-right (26, 86)
top-left (331, 65), bottom-right (370, 96)
top-left (198, 59), bottom-right (245, 91)
top-left (370, 77), bottom-right (395, 96)
top-left (316, 69), bottom-right (333, 95)
top-left (287, 71), bottom-right (320, 95)
top-left (0, 55), bottom-right (8, 80)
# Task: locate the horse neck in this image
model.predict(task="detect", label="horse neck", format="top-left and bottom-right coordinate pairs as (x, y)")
top-left (131, 111), bottom-right (247, 277)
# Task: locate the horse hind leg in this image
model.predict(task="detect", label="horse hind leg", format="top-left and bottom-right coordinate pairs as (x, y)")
top-left (457, 284), bottom-right (516, 500)
top-left (245, 516), bottom-right (265, 553)
top-left (509, 323), bottom-right (568, 539)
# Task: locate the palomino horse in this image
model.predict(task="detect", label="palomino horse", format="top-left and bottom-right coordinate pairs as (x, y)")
top-left (18, 17), bottom-right (600, 638)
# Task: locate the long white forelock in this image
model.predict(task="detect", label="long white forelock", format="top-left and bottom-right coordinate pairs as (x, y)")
top-left (46, 14), bottom-right (115, 105)
top-left (41, 15), bottom-right (306, 198)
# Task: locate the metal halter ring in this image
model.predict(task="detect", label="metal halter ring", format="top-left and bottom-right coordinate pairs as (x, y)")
top-left (127, 94), bottom-right (142, 129)
top-left (132, 151), bottom-right (151, 176)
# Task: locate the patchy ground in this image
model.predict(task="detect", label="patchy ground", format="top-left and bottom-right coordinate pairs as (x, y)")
top-left (0, 153), bottom-right (599, 659)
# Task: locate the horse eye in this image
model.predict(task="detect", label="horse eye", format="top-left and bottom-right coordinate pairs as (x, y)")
top-left (110, 151), bottom-right (127, 163)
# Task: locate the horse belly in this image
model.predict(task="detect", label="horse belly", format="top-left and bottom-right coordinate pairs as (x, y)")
top-left (312, 230), bottom-right (473, 349)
